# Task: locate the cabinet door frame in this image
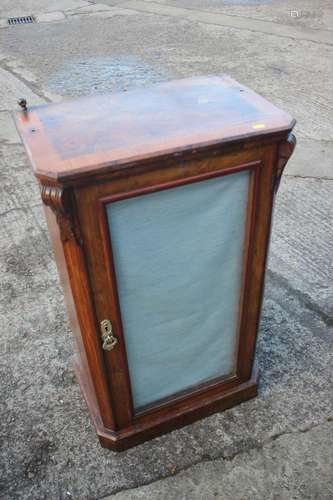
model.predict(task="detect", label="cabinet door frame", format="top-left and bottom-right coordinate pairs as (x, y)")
top-left (75, 145), bottom-right (276, 431)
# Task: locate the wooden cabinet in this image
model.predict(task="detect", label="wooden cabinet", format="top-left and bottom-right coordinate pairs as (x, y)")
top-left (16, 76), bottom-right (296, 450)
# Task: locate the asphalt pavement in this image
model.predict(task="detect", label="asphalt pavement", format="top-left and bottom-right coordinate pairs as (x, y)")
top-left (0, 1), bottom-right (332, 498)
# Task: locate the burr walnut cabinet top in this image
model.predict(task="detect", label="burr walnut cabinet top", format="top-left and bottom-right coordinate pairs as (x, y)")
top-left (15, 75), bottom-right (294, 184)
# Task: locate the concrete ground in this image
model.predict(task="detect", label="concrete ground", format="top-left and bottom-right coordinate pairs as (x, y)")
top-left (0, 0), bottom-right (332, 499)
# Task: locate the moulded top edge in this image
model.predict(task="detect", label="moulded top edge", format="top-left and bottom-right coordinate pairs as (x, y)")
top-left (15, 75), bottom-right (295, 183)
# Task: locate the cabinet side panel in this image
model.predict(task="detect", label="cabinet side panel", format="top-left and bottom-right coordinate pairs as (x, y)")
top-left (43, 203), bottom-right (115, 429)
top-left (44, 206), bottom-right (84, 358)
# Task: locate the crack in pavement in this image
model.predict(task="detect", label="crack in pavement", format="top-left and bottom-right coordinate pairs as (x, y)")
top-left (0, 205), bottom-right (42, 218)
top-left (105, 418), bottom-right (332, 498)
top-left (121, 0), bottom-right (333, 47)
top-left (285, 174), bottom-right (333, 180)
top-left (0, 58), bottom-right (52, 104)
top-left (268, 269), bottom-right (333, 328)
top-left (136, 0), bottom-right (333, 35)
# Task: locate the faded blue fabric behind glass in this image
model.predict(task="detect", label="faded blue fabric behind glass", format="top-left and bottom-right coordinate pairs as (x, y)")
top-left (106, 171), bottom-right (249, 410)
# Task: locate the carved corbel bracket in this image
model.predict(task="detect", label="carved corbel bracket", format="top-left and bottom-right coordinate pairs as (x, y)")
top-left (41, 185), bottom-right (81, 244)
top-left (275, 132), bottom-right (296, 192)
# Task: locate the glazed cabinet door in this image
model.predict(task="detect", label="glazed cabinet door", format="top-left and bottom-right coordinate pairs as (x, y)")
top-left (75, 146), bottom-right (276, 430)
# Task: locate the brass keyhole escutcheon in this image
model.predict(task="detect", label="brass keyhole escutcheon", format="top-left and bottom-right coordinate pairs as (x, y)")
top-left (100, 319), bottom-right (118, 351)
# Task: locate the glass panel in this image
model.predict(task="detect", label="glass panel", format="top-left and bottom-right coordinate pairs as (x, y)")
top-left (106, 170), bottom-right (250, 411)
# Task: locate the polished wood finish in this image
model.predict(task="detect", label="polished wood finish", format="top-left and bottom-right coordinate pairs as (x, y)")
top-left (15, 75), bottom-right (295, 184)
top-left (16, 76), bottom-right (296, 450)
